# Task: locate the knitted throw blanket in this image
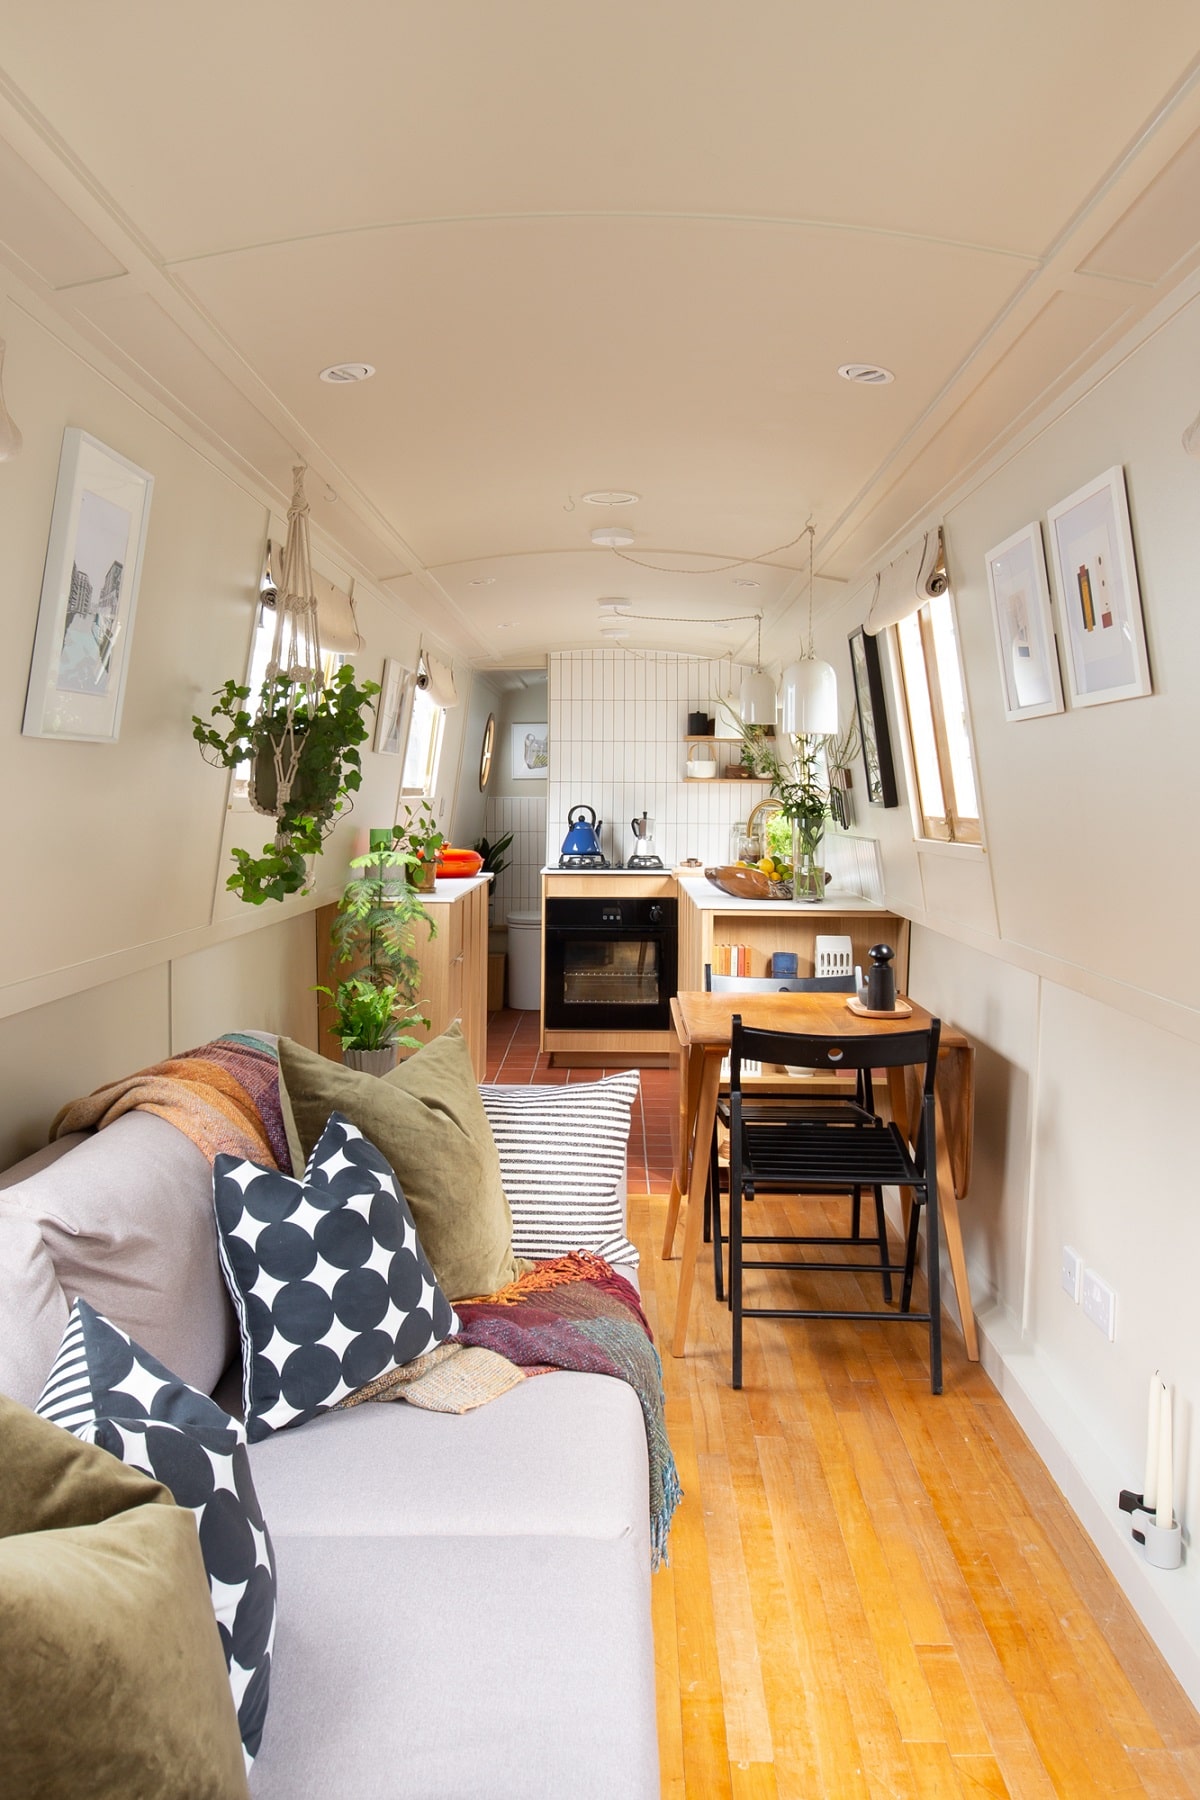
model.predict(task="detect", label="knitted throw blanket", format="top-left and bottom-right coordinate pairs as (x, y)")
top-left (50, 1032), bottom-right (289, 1171)
top-left (454, 1252), bottom-right (682, 1567)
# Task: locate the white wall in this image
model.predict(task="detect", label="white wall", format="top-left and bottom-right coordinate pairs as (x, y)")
top-left (795, 274), bottom-right (1200, 1699)
top-left (0, 275), bottom-right (472, 1165)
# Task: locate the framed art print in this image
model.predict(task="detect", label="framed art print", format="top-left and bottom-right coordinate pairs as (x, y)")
top-left (373, 658), bottom-right (412, 755)
top-left (511, 722), bottom-right (548, 779)
top-left (984, 521), bottom-right (1064, 721)
top-left (23, 429), bottom-right (153, 742)
top-left (1046, 466), bottom-right (1151, 708)
top-left (848, 626), bottom-right (898, 806)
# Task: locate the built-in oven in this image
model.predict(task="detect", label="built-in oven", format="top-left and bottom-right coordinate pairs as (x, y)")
top-left (543, 895), bottom-right (678, 1032)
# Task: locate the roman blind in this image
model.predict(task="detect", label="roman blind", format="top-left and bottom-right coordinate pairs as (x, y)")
top-left (863, 527), bottom-right (949, 636)
top-left (416, 649), bottom-right (458, 708)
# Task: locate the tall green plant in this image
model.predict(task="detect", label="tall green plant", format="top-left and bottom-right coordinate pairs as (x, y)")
top-left (329, 845), bottom-right (436, 1006)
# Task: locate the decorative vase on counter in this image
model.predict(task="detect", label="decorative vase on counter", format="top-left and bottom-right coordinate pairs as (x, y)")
top-left (790, 818), bottom-right (826, 904)
top-left (341, 1045), bottom-right (399, 1076)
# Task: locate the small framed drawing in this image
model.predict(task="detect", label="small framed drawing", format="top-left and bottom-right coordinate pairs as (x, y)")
top-left (848, 626), bottom-right (898, 806)
top-left (1046, 466), bottom-right (1151, 707)
top-left (984, 521), bottom-right (1064, 721)
top-left (22, 429), bottom-right (153, 742)
top-left (511, 722), bottom-right (548, 779)
top-left (373, 658), bottom-right (411, 754)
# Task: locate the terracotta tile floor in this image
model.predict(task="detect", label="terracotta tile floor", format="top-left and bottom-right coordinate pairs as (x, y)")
top-left (484, 1008), bottom-right (676, 1194)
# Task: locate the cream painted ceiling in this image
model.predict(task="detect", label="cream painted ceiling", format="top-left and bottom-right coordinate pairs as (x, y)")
top-left (1, 3), bottom-right (1199, 668)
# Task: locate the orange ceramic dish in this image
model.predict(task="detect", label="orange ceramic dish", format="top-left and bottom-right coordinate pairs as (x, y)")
top-left (436, 847), bottom-right (484, 878)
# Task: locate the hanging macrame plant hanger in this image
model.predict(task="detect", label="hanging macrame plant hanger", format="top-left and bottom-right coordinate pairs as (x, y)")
top-left (249, 465), bottom-right (325, 820)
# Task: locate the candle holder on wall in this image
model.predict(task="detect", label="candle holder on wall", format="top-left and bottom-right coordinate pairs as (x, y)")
top-left (1118, 1490), bottom-right (1183, 1569)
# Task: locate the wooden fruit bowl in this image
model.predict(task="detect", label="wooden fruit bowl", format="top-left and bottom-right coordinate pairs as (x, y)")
top-left (704, 864), bottom-right (772, 901)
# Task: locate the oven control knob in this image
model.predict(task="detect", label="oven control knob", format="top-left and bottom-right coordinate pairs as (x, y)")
top-left (648, 903), bottom-right (664, 923)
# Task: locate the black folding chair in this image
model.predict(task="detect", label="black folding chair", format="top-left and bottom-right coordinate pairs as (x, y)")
top-left (726, 1013), bottom-right (943, 1393)
top-left (702, 968), bottom-right (871, 1302)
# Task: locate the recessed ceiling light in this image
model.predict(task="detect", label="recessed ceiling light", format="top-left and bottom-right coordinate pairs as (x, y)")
top-left (591, 525), bottom-right (635, 549)
top-left (837, 362), bottom-right (894, 385)
top-left (582, 490), bottom-right (640, 506)
top-left (468, 577), bottom-right (496, 586)
top-left (318, 362), bottom-right (376, 384)
top-left (496, 621), bottom-right (515, 630)
top-left (734, 578), bottom-right (760, 588)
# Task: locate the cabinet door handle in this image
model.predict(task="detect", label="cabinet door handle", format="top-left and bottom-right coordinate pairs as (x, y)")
top-left (452, 953), bottom-right (465, 965)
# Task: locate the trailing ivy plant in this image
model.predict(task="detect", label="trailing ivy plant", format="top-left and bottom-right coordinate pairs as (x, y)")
top-left (193, 664), bottom-right (379, 906)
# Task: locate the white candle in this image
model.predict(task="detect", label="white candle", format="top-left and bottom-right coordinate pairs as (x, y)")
top-left (1156, 1382), bottom-right (1174, 1531)
top-left (1143, 1370), bottom-right (1160, 1509)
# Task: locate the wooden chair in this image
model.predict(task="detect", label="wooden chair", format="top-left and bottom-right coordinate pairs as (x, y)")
top-left (726, 1014), bottom-right (943, 1393)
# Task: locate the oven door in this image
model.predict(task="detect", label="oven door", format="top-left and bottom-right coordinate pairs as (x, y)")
top-left (544, 905), bottom-right (677, 1031)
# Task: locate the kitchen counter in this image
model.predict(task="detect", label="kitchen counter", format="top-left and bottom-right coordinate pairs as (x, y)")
top-left (676, 875), bottom-right (892, 914)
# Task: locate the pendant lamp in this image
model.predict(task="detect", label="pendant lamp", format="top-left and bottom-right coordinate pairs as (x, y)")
top-left (780, 526), bottom-right (838, 735)
top-left (739, 613), bottom-right (776, 723)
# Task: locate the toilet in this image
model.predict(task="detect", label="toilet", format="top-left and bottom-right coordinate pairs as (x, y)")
top-left (506, 910), bottom-right (542, 1010)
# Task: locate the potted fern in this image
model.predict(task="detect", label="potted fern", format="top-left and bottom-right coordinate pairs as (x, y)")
top-left (316, 841), bottom-right (436, 1072)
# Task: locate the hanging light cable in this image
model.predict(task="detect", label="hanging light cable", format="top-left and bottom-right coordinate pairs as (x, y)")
top-left (779, 525), bottom-right (838, 736)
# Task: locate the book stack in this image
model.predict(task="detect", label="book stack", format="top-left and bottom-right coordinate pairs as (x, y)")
top-left (711, 944), bottom-right (751, 976)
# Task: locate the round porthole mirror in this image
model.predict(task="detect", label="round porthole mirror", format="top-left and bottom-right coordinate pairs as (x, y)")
top-left (478, 712), bottom-right (496, 790)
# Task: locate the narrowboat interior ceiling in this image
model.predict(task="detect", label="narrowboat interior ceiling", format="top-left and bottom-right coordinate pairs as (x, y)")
top-left (7, 4), bottom-right (1200, 1792)
top-left (1, 4), bottom-right (1198, 662)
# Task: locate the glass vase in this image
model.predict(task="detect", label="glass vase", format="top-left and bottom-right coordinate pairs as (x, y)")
top-left (790, 818), bottom-right (826, 904)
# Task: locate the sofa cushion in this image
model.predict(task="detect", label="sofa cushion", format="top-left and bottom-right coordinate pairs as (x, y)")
top-left (0, 1394), bottom-right (249, 1800)
top-left (36, 1299), bottom-right (276, 1771)
top-left (0, 1110), bottom-right (237, 1394)
top-left (479, 1073), bottom-right (640, 1266)
top-left (0, 1214), bottom-right (69, 1406)
top-left (214, 1112), bottom-right (459, 1441)
top-left (279, 1026), bottom-right (520, 1300)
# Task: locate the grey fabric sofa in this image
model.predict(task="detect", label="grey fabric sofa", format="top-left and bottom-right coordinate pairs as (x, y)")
top-left (0, 1090), bottom-right (660, 1797)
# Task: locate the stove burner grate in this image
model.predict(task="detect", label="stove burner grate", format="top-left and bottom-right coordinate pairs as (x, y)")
top-left (558, 852), bottom-right (612, 869)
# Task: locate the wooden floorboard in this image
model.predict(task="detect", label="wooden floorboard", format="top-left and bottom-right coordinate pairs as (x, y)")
top-left (632, 1189), bottom-right (1200, 1800)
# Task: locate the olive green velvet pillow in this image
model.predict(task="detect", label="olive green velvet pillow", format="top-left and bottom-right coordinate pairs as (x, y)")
top-left (278, 1024), bottom-right (522, 1300)
top-left (0, 1394), bottom-right (249, 1800)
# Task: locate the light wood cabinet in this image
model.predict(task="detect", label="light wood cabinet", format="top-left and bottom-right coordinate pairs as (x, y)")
top-left (677, 880), bottom-right (909, 992)
top-left (316, 875), bottom-right (491, 1080)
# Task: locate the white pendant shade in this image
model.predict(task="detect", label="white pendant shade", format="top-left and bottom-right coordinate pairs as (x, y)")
top-left (780, 657), bottom-right (838, 735)
top-left (739, 667), bottom-right (776, 724)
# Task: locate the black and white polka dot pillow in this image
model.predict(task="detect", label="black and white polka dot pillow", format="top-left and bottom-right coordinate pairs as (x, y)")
top-left (36, 1298), bottom-right (275, 1771)
top-left (213, 1111), bottom-right (459, 1442)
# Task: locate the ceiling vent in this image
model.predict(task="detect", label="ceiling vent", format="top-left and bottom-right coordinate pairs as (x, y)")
top-left (837, 363), bottom-right (894, 385)
top-left (319, 362), bottom-right (376, 384)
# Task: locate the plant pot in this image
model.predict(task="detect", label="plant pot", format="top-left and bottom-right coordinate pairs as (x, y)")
top-left (249, 728), bottom-right (323, 818)
top-left (410, 858), bottom-right (437, 892)
top-left (341, 1045), bottom-right (399, 1076)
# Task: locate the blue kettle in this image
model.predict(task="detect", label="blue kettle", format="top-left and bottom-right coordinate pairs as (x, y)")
top-left (561, 805), bottom-right (603, 857)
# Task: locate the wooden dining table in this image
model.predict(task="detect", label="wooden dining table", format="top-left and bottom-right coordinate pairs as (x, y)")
top-left (660, 989), bottom-right (978, 1361)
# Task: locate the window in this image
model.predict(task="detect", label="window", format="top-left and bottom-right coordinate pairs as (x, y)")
top-left (894, 591), bottom-right (981, 845)
top-left (230, 603), bottom-right (346, 800)
top-left (400, 683), bottom-right (444, 796)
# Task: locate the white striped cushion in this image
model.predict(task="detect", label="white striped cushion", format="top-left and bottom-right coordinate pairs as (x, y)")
top-left (479, 1073), bottom-right (640, 1267)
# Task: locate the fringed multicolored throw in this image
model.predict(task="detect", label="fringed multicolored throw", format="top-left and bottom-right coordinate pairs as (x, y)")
top-left (454, 1251), bottom-right (682, 1568)
top-left (50, 1032), bottom-right (289, 1171)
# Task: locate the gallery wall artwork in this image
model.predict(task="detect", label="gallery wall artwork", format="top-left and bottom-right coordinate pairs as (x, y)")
top-left (1046, 465), bottom-right (1151, 708)
top-left (23, 430), bottom-right (153, 742)
top-left (984, 521), bottom-right (1064, 722)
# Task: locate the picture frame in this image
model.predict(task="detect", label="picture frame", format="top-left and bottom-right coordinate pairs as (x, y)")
top-left (984, 521), bottom-right (1064, 721)
top-left (848, 626), bottom-right (898, 806)
top-left (22, 429), bottom-right (153, 742)
top-left (1046, 465), bottom-right (1151, 708)
top-left (511, 721), bottom-right (548, 779)
top-left (373, 657), bottom-right (411, 755)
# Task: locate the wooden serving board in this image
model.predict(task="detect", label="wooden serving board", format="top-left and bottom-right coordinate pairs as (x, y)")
top-left (845, 996), bottom-right (913, 1019)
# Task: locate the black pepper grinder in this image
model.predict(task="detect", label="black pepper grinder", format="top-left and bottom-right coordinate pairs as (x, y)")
top-left (866, 943), bottom-right (896, 1012)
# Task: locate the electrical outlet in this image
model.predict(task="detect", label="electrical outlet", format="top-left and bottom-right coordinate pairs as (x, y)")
top-left (1061, 1245), bottom-right (1082, 1302)
top-left (1081, 1268), bottom-right (1116, 1340)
